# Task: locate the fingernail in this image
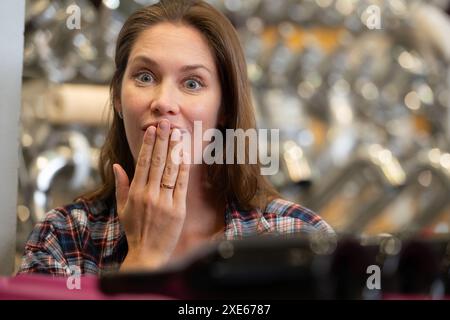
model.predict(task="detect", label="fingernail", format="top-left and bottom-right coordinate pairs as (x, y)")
top-left (147, 125), bottom-right (156, 136)
top-left (159, 120), bottom-right (169, 131)
top-left (171, 128), bottom-right (181, 141)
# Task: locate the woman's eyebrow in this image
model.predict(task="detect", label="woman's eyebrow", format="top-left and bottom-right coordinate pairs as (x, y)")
top-left (130, 55), bottom-right (212, 75)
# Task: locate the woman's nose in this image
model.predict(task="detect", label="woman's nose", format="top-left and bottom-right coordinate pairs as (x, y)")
top-left (149, 81), bottom-right (180, 116)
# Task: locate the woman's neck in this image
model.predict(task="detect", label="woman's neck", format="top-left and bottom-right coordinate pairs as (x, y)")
top-left (183, 164), bottom-right (226, 238)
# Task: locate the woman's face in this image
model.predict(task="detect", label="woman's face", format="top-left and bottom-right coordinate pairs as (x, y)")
top-left (119, 22), bottom-right (222, 163)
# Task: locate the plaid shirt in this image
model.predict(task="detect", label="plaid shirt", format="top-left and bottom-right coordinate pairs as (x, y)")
top-left (18, 198), bottom-right (334, 276)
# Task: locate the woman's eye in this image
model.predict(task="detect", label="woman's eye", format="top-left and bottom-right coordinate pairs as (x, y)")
top-left (135, 72), bottom-right (153, 83)
top-left (185, 79), bottom-right (203, 90)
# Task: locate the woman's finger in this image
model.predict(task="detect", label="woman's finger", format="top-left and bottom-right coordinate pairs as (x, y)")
top-left (160, 128), bottom-right (182, 198)
top-left (173, 153), bottom-right (191, 208)
top-left (130, 125), bottom-right (156, 189)
top-left (113, 163), bottom-right (130, 214)
top-left (148, 119), bottom-right (171, 193)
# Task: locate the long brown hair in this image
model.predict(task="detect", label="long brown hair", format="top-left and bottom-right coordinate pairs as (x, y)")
top-left (82, 0), bottom-right (279, 210)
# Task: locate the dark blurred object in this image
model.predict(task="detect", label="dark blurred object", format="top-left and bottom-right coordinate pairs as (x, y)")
top-left (381, 236), bottom-right (450, 299)
top-left (99, 234), bottom-right (450, 300)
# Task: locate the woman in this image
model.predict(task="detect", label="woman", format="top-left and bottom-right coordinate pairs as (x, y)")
top-left (18, 0), bottom-right (333, 276)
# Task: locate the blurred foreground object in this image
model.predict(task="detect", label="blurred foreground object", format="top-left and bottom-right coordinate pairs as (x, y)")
top-left (100, 234), bottom-right (450, 300)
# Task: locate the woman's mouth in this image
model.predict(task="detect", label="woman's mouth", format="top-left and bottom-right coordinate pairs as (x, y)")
top-left (141, 122), bottom-right (191, 134)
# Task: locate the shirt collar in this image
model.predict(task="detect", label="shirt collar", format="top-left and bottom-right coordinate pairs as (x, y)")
top-left (224, 200), bottom-right (273, 240)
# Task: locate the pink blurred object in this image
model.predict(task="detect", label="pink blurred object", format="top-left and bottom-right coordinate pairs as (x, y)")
top-left (0, 274), bottom-right (173, 300)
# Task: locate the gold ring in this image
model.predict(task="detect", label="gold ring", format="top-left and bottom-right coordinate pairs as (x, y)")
top-left (160, 183), bottom-right (175, 189)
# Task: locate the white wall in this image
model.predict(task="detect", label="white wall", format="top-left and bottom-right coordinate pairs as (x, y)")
top-left (0, 1), bottom-right (25, 276)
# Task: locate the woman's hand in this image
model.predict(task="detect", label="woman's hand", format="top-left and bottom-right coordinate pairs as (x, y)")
top-left (113, 119), bottom-right (190, 271)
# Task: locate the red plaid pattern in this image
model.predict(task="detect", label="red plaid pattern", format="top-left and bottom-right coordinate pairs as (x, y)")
top-left (18, 198), bottom-right (333, 276)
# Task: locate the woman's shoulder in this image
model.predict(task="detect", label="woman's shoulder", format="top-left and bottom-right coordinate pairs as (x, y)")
top-left (19, 198), bottom-right (119, 276)
top-left (37, 198), bottom-right (114, 234)
top-left (262, 198), bottom-right (335, 235)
